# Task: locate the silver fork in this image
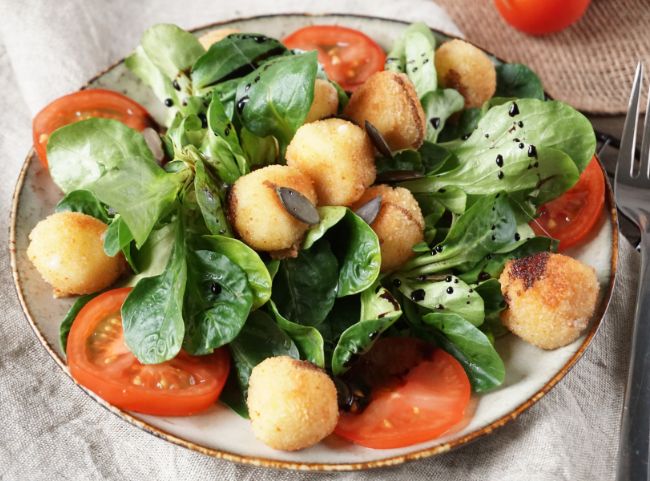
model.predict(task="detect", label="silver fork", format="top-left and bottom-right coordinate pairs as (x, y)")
top-left (615, 62), bottom-right (650, 481)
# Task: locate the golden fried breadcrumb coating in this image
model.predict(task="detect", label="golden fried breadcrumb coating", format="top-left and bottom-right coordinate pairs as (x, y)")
top-left (500, 252), bottom-right (599, 350)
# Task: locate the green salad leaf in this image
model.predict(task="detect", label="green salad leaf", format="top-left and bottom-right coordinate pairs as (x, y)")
top-left (141, 24), bottom-right (205, 80)
top-left (89, 151), bottom-right (188, 247)
top-left (403, 193), bottom-right (518, 276)
top-left (331, 283), bottom-right (402, 375)
top-left (227, 310), bottom-right (299, 417)
top-left (403, 99), bottom-right (592, 203)
top-left (332, 211), bottom-right (381, 297)
top-left (272, 239), bottom-right (339, 326)
top-left (397, 275), bottom-right (485, 326)
top-left (192, 33), bottom-right (288, 90)
top-left (495, 63), bottom-right (545, 100)
top-left (60, 293), bottom-right (100, 354)
top-left (268, 300), bottom-right (325, 367)
top-left (303, 206), bottom-right (347, 250)
top-left (47, 118), bottom-right (156, 193)
top-left (422, 312), bottom-right (505, 391)
top-left (235, 51), bottom-right (318, 149)
top-left (422, 89), bottom-right (465, 142)
top-left (182, 249), bottom-right (254, 355)
top-left (55, 190), bottom-right (110, 223)
top-left (122, 214), bottom-right (187, 364)
top-left (193, 158), bottom-right (232, 236)
top-left (103, 216), bottom-right (136, 271)
top-left (201, 235), bottom-right (272, 310)
top-left (47, 118), bottom-right (188, 247)
top-left (126, 46), bottom-right (181, 111)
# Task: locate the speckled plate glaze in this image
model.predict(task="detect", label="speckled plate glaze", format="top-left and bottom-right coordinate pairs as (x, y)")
top-left (9, 13), bottom-right (618, 471)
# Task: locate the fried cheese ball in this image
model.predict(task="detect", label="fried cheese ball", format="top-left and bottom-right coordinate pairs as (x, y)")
top-left (286, 118), bottom-right (375, 206)
top-left (27, 212), bottom-right (126, 298)
top-left (500, 252), bottom-right (599, 350)
top-left (435, 39), bottom-right (496, 109)
top-left (228, 165), bottom-right (317, 252)
top-left (352, 185), bottom-right (424, 272)
top-left (197, 28), bottom-right (240, 49)
top-left (304, 79), bottom-right (339, 123)
top-left (344, 71), bottom-right (426, 151)
top-left (247, 356), bottom-right (339, 451)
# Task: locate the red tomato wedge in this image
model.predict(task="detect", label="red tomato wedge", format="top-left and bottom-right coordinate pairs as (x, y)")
top-left (283, 25), bottom-right (386, 91)
top-left (67, 288), bottom-right (230, 416)
top-left (33, 89), bottom-right (155, 168)
top-left (494, 0), bottom-right (591, 36)
top-left (335, 339), bottom-right (471, 449)
top-left (531, 156), bottom-right (605, 251)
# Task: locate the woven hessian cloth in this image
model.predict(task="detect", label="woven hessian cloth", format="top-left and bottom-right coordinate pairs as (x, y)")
top-left (435, 0), bottom-right (650, 114)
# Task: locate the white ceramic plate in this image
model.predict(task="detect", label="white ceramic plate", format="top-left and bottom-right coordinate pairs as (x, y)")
top-left (9, 13), bottom-right (618, 471)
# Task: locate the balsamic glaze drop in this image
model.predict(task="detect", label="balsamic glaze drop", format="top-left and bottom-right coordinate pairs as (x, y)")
top-left (411, 289), bottom-right (426, 302)
top-left (210, 282), bottom-right (221, 295)
top-left (236, 96), bottom-right (250, 114)
top-left (497, 171), bottom-right (505, 180)
top-left (528, 145), bottom-right (538, 158)
top-left (430, 117), bottom-right (441, 129)
top-left (495, 154), bottom-right (504, 167)
top-left (164, 98), bottom-right (174, 107)
top-left (446, 287), bottom-right (454, 294)
top-left (508, 102), bottom-right (520, 117)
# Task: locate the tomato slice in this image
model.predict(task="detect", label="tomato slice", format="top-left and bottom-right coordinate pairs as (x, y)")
top-left (33, 89), bottom-right (155, 168)
top-left (494, 0), bottom-right (591, 36)
top-left (283, 25), bottom-right (386, 91)
top-left (335, 338), bottom-right (471, 449)
top-left (66, 288), bottom-right (230, 416)
top-left (531, 156), bottom-right (605, 251)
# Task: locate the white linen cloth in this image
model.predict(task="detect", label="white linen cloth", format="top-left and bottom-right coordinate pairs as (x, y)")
top-left (0, 0), bottom-right (635, 479)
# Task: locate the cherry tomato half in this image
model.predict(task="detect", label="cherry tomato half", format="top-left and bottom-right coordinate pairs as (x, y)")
top-left (335, 338), bottom-right (471, 449)
top-left (494, 0), bottom-right (591, 35)
top-left (283, 25), bottom-right (386, 91)
top-left (33, 89), bottom-right (155, 168)
top-left (531, 156), bottom-right (605, 251)
top-left (67, 288), bottom-right (230, 416)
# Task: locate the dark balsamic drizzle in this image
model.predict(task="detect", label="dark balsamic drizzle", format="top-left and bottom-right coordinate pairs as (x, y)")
top-left (508, 102), bottom-right (520, 117)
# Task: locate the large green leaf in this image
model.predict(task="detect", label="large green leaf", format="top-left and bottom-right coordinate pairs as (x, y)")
top-left (121, 215), bottom-right (186, 364)
top-left (183, 249), bottom-right (254, 355)
top-left (235, 52), bottom-right (318, 148)
top-left (272, 239), bottom-right (339, 326)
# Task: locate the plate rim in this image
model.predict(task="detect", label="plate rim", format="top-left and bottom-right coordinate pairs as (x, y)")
top-left (8, 12), bottom-right (620, 472)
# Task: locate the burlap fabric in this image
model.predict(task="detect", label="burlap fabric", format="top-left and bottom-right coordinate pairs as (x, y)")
top-left (436, 0), bottom-right (650, 114)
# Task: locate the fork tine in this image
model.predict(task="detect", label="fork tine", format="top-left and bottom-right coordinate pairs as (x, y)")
top-left (642, 72), bottom-right (650, 177)
top-left (618, 62), bottom-right (644, 177)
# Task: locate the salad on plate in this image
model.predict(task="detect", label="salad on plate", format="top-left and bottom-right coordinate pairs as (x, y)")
top-left (25, 21), bottom-right (604, 452)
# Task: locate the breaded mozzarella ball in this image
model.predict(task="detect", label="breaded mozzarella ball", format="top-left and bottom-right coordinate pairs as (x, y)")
top-left (286, 118), bottom-right (375, 206)
top-left (304, 79), bottom-right (339, 123)
top-left (344, 71), bottom-right (426, 151)
top-left (247, 356), bottom-right (339, 451)
top-left (197, 28), bottom-right (240, 49)
top-left (27, 212), bottom-right (126, 297)
top-left (435, 39), bottom-right (496, 109)
top-left (228, 165), bottom-right (317, 252)
top-left (500, 252), bottom-right (599, 350)
top-left (353, 185), bottom-right (425, 272)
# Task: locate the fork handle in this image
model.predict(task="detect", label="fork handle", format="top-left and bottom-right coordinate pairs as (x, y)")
top-left (617, 227), bottom-right (650, 481)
